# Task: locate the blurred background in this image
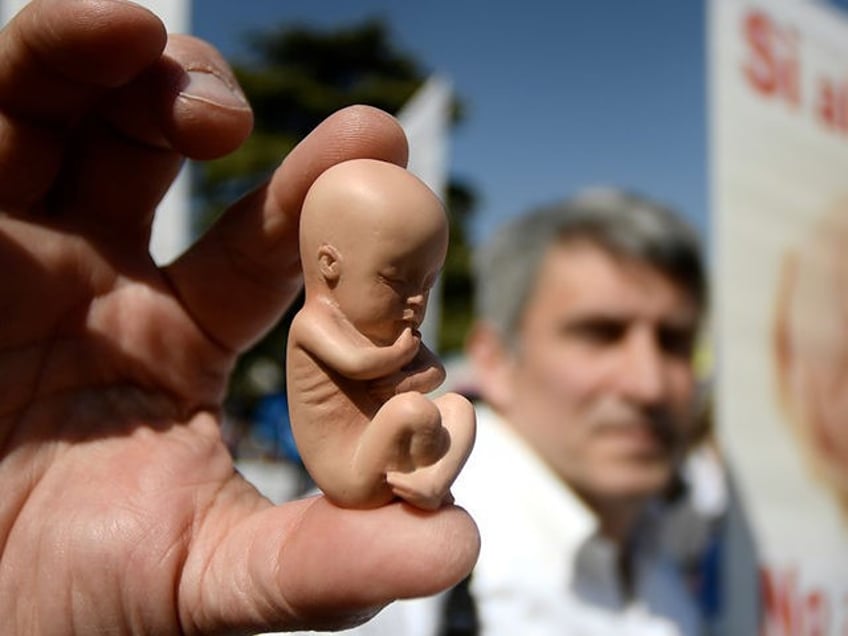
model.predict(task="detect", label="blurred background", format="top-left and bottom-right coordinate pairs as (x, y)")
top-left (188, 1), bottom-right (717, 450)
top-left (192, 1), bottom-right (712, 243)
top-left (189, 5), bottom-right (848, 632)
top-left (183, 0), bottom-right (848, 463)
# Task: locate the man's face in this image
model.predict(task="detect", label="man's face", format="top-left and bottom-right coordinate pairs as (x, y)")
top-left (501, 241), bottom-right (700, 510)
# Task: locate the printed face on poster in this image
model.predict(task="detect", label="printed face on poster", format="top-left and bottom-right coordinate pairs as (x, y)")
top-left (711, 0), bottom-right (848, 633)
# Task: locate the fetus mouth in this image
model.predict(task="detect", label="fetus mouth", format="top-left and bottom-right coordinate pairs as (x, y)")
top-left (403, 309), bottom-right (422, 326)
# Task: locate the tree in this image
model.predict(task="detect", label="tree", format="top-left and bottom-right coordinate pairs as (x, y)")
top-left (194, 18), bottom-right (477, 436)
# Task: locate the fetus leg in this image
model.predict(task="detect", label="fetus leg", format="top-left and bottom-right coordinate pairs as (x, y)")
top-left (385, 392), bottom-right (476, 511)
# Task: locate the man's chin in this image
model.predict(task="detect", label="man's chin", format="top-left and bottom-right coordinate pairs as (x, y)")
top-left (594, 464), bottom-right (675, 502)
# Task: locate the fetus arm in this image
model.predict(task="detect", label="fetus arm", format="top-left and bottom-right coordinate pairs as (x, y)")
top-left (295, 311), bottom-right (420, 380)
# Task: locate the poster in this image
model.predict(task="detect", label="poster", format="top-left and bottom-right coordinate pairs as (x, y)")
top-left (711, 0), bottom-right (848, 633)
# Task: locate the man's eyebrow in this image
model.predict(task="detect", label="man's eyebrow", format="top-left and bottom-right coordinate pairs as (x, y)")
top-left (557, 310), bottom-right (630, 325)
top-left (555, 314), bottom-right (629, 337)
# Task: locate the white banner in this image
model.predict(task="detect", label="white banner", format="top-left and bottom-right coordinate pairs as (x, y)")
top-left (711, 0), bottom-right (848, 633)
top-left (398, 75), bottom-right (453, 351)
top-left (1, 0), bottom-right (189, 28)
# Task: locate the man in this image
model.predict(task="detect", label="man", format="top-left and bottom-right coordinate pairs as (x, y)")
top-left (0, 1), bottom-right (478, 633)
top-left (454, 190), bottom-right (708, 635)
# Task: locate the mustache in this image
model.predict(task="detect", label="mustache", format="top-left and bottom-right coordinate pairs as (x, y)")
top-left (593, 406), bottom-right (684, 449)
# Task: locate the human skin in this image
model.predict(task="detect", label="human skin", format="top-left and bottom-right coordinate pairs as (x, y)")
top-left (467, 240), bottom-right (700, 542)
top-left (0, 1), bottom-right (479, 633)
top-left (287, 159), bottom-right (476, 510)
top-left (774, 202), bottom-right (848, 507)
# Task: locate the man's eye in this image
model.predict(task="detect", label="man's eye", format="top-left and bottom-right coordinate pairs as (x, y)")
top-left (659, 327), bottom-right (696, 359)
top-left (567, 321), bottom-right (625, 344)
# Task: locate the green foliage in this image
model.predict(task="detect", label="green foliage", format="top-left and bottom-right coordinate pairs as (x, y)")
top-left (193, 18), bottom-right (476, 419)
top-left (440, 180), bottom-right (475, 353)
top-left (239, 19), bottom-right (424, 129)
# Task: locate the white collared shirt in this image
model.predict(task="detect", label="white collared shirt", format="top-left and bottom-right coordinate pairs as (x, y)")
top-left (453, 404), bottom-right (702, 636)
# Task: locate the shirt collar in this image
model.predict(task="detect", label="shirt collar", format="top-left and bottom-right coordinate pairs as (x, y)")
top-left (461, 406), bottom-right (605, 579)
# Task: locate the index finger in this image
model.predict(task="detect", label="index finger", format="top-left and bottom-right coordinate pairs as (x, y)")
top-left (165, 105), bottom-right (410, 354)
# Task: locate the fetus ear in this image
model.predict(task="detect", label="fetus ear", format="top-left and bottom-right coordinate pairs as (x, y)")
top-left (318, 244), bottom-right (342, 283)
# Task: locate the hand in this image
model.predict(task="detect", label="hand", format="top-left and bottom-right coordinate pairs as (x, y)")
top-left (0, 1), bottom-right (479, 634)
top-left (392, 326), bottom-right (423, 367)
top-left (368, 342), bottom-right (446, 402)
top-left (365, 328), bottom-right (424, 401)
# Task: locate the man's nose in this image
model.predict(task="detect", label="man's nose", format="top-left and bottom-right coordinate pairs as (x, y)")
top-left (618, 329), bottom-right (667, 404)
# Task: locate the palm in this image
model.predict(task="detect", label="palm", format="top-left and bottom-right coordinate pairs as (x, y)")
top-left (0, 132), bottom-right (264, 633)
top-left (0, 2), bottom-right (478, 634)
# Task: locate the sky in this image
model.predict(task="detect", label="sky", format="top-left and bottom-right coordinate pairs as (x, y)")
top-left (191, 1), bottom-right (848, 250)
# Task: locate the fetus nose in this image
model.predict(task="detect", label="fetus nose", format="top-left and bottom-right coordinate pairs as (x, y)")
top-left (408, 290), bottom-right (426, 306)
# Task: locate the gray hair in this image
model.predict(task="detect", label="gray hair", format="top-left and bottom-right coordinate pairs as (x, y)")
top-left (472, 188), bottom-right (706, 341)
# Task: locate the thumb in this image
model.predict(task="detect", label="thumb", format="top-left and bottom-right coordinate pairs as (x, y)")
top-left (183, 496), bottom-right (479, 633)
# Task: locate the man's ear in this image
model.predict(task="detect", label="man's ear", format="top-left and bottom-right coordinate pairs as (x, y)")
top-left (318, 244), bottom-right (341, 284)
top-left (465, 320), bottom-right (515, 413)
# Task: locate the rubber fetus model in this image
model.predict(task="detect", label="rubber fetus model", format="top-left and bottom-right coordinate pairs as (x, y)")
top-left (286, 158), bottom-right (476, 510)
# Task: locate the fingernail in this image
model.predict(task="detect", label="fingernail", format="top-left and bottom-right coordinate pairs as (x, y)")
top-left (180, 70), bottom-right (250, 109)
